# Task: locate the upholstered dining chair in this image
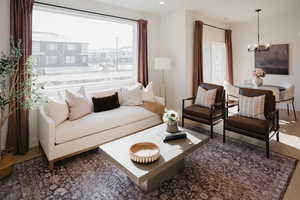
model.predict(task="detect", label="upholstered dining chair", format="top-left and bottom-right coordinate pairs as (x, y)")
top-left (276, 83), bottom-right (297, 121)
top-left (223, 88), bottom-right (280, 158)
top-left (223, 81), bottom-right (239, 109)
top-left (182, 83), bottom-right (225, 138)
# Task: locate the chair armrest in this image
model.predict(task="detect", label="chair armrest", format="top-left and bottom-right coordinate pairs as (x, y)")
top-left (182, 97), bottom-right (195, 114)
top-left (38, 106), bottom-right (56, 161)
top-left (183, 97), bottom-right (195, 101)
top-left (154, 96), bottom-right (165, 106)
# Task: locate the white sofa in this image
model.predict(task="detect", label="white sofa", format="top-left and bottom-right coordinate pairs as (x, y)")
top-left (38, 89), bottom-right (164, 169)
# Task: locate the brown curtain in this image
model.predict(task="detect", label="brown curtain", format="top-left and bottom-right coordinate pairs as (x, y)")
top-left (137, 19), bottom-right (149, 87)
top-left (192, 20), bottom-right (204, 97)
top-left (225, 29), bottom-right (234, 84)
top-left (7, 0), bottom-right (34, 154)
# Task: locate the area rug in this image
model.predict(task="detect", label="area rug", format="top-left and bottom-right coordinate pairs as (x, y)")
top-left (0, 136), bottom-right (297, 200)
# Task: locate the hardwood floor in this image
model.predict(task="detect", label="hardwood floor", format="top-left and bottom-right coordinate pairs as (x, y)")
top-left (15, 109), bottom-right (300, 200)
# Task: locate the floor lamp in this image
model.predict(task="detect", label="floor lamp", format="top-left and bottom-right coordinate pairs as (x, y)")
top-left (155, 57), bottom-right (171, 105)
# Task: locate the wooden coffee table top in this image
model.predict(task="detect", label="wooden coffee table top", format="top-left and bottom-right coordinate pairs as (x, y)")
top-left (100, 123), bottom-right (208, 184)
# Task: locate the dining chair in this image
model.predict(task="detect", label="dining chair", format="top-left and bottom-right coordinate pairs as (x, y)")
top-left (223, 81), bottom-right (239, 108)
top-left (223, 88), bottom-right (279, 158)
top-left (182, 83), bottom-right (225, 138)
top-left (277, 84), bottom-right (297, 121)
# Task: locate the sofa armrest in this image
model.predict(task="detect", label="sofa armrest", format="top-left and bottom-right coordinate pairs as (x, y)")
top-left (155, 96), bottom-right (165, 106)
top-left (38, 106), bottom-right (56, 161)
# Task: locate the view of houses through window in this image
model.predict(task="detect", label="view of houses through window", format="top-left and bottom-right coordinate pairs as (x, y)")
top-left (32, 6), bottom-right (138, 92)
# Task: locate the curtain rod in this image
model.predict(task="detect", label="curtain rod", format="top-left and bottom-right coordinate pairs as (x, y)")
top-left (34, 1), bottom-right (139, 22)
top-left (204, 23), bottom-right (227, 31)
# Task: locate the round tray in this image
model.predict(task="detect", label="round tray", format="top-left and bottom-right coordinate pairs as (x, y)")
top-left (129, 142), bottom-right (160, 164)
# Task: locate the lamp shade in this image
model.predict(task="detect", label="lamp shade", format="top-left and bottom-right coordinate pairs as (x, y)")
top-left (155, 57), bottom-right (171, 70)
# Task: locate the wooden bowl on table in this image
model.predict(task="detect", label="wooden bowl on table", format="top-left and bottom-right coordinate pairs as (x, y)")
top-left (129, 142), bottom-right (160, 164)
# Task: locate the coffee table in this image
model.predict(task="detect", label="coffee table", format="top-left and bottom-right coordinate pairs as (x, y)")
top-left (100, 123), bottom-right (208, 192)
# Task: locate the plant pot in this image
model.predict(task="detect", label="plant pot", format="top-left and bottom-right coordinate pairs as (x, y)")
top-left (0, 151), bottom-right (15, 180)
top-left (253, 77), bottom-right (263, 87)
top-left (166, 121), bottom-right (179, 133)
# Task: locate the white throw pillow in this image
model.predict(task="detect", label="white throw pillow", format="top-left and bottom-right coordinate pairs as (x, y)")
top-left (239, 95), bottom-right (266, 120)
top-left (119, 84), bottom-right (143, 106)
top-left (65, 89), bottom-right (92, 120)
top-left (78, 86), bottom-right (94, 112)
top-left (195, 86), bottom-right (217, 108)
top-left (47, 95), bottom-right (69, 126)
top-left (142, 82), bottom-right (155, 102)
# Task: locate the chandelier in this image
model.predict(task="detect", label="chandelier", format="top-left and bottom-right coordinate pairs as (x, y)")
top-left (248, 9), bottom-right (271, 52)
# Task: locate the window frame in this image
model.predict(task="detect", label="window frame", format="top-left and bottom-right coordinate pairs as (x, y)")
top-left (32, 4), bottom-right (139, 94)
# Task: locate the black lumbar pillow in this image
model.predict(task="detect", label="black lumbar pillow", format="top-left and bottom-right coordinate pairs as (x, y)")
top-left (92, 92), bottom-right (120, 112)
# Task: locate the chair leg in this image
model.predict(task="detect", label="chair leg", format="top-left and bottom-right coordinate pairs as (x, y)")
top-left (276, 131), bottom-right (279, 142)
top-left (287, 104), bottom-right (290, 116)
top-left (292, 102), bottom-right (297, 121)
top-left (223, 123), bottom-right (226, 143)
top-left (266, 140), bottom-right (270, 158)
top-left (210, 124), bottom-right (214, 139)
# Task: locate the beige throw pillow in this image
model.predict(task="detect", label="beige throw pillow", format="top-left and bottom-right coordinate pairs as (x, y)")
top-left (65, 90), bottom-right (92, 120)
top-left (141, 82), bottom-right (155, 102)
top-left (239, 95), bottom-right (266, 120)
top-left (119, 84), bottom-right (143, 106)
top-left (195, 86), bottom-right (217, 108)
top-left (47, 95), bottom-right (69, 126)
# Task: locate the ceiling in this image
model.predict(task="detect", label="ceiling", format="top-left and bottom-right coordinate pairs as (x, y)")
top-left (94, 0), bottom-right (300, 23)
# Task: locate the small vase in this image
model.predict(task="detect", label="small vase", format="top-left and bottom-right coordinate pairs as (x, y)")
top-left (253, 77), bottom-right (263, 87)
top-left (166, 121), bottom-right (179, 133)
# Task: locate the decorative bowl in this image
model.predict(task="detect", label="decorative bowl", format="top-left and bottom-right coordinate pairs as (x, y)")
top-left (129, 142), bottom-right (160, 164)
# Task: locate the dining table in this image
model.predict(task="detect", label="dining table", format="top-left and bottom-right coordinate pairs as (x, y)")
top-left (235, 83), bottom-right (286, 102)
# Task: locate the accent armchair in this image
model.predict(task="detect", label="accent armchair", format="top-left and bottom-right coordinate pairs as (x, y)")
top-left (223, 88), bottom-right (280, 158)
top-left (182, 83), bottom-right (225, 138)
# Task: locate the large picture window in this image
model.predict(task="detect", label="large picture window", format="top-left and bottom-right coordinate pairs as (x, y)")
top-left (32, 5), bottom-right (138, 92)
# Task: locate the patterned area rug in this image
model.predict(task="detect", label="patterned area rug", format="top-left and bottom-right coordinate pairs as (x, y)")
top-left (0, 136), bottom-right (297, 200)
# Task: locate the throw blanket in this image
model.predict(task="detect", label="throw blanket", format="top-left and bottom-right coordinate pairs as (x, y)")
top-left (141, 101), bottom-right (165, 117)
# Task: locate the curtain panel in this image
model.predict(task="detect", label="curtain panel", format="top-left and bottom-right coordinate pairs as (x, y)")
top-left (225, 29), bottom-right (234, 84)
top-left (7, 0), bottom-right (34, 154)
top-left (192, 20), bottom-right (204, 97)
top-left (137, 19), bottom-right (149, 87)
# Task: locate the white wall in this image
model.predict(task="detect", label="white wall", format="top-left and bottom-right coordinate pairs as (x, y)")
top-left (231, 12), bottom-right (300, 110)
top-left (0, 0), bottom-right (10, 150)
top-left (160, 9), bottom-right (228, 112)
top-left (0, 0), bottom-right (161, 149)
top-left (159, 10), bottom-right (187, 111)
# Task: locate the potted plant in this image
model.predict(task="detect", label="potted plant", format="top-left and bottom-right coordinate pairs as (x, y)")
top-left (163, 109), bottom-right (180, 133)
top-left (0, 39), bottom-right (44, 179)
top-left (252, 68), bottom-right (266, 87)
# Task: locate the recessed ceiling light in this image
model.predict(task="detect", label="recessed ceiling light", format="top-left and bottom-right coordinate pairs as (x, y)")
top-left (160, 1), bottom-right (165, 5)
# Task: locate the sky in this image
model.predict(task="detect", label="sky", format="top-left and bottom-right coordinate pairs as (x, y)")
top-left (32, 8), bottom-right (136, 50)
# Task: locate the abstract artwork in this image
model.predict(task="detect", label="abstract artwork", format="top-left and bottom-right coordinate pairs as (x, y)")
top-left (255, 44), bottom-right (289, 75)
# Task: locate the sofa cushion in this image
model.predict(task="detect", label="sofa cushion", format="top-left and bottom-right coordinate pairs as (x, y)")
top-left (92, 93), bottom-right (120, 112)
top-left (55, 106), bottom-right (157, 144)
top-left (65, 89), bottom-right (92, 120)
top-left (119, 84), bottom-right (143, 106)
top-left (47, 95), bottom-right (69, 126)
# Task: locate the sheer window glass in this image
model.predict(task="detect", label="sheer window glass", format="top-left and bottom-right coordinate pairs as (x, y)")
top-left (32, 5), bottom-right (138, 93)
top-left (203, 41), bottom-right (227, 85)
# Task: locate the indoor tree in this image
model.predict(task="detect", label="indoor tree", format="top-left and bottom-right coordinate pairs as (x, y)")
top-left (0, 39), bottom-right (44, 157)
